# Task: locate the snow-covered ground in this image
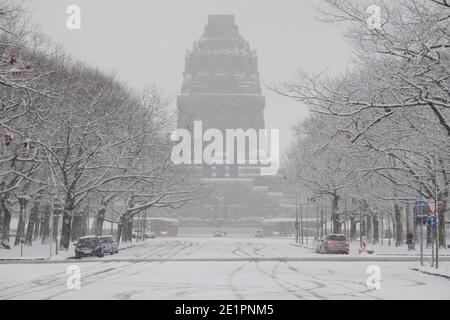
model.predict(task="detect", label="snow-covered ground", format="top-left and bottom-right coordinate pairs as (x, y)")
top-left (0, 237), bottom-right (449, 299)
top-left (296, 237), bottom-right (450, 257)
top-left (2, 236), bottom-right (448, 261)
top-left (0, 238), bottom-right (144, 261)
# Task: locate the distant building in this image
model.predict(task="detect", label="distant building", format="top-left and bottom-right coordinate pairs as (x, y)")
top-left (262, 218), bottom-right (319, 237)
top-left (153, 15), bottom-right (297, 225)
top-left (133, 217), bottom-right (179, 237)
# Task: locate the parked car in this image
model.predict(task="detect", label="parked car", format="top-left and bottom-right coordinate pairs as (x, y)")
top-left (99, 235), bottom-right (118, 255)
top-left (145, 232), bottom-right (156, 239)
top-left (317, 234), bottom-right (349, 254)
top-left (213, 230), bottom-right (223, 237)
top-left (74, 236), bottom-right (105, 259)
top-left (159, 231), bottom-right (168, 237)
top-left (254, 230), bottom-right (264, 237)
top-left (132, 229), bottom-right (142, 239)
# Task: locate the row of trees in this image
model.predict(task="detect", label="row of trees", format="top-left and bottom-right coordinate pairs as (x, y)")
top-left (281, 0), bottom-right (449, 247)
top-left (0, 1), bottom-right (198, 251)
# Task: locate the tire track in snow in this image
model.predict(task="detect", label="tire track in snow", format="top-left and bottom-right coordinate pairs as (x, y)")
top-left (285, 262), bottom-right (383, 300)
top-left (253, 261), bottom-right (305, 299)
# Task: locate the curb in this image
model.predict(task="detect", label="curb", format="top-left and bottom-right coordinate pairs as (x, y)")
top-left (2, 256), bottom-right (450, 265)
top-left (411, 268), bottom-right (450, 280)
top-left (0, 240), bottom-right (149, 263)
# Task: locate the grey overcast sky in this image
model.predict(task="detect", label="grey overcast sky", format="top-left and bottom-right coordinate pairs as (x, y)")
top-left (23, 0), bottom-right (352, 153)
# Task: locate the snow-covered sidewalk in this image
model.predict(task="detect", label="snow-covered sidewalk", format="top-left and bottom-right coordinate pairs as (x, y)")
top-left (293, 238), bottom-right (450, 257)
top-left (0, 239), bottom-right (146, 261)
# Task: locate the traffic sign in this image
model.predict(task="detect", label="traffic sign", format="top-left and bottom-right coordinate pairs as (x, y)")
top-left (414, 199), bottom-right (431, 220)
top-left (426, 215), bottom-right (437, 230)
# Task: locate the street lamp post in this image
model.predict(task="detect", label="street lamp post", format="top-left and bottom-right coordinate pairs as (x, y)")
top-left (360, 207), bottom-right (363, 246)
top-left (49, 200), bottom-right (53, 258)
top-left (305, 204), bottom-right (309, 245)
top-left (434, 154), bottom-right (439, 269)
top-left (300, 199), bottom-right (304, 245)
top-left (320, 202), bottom-right (324, 239)
top-left (143, 208), bottom-right (147, 242)
top-left (316, 205), bottom-right (319, 240)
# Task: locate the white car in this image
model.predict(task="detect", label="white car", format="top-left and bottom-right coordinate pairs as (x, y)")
top-left (254, 230), bottom-right (263, 237)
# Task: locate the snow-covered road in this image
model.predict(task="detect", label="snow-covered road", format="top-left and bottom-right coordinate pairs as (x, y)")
top-left (0, 237), bottom-right (449, 299)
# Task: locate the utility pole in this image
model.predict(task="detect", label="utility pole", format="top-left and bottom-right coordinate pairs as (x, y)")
top-left (344, 199), bottom-right (347, 238)
top-left (87, 198), bottom-right (90, 233)
top-left (300, 199), bottom-right (304, 245)
top-left (143, 208), bottom-right (147, 242)
top-left (19, 197), bottom-right (25, 257)
top-left (316, 204), bottom-right (319, 240)
top-left (110, 207), bottom-right (113, 235)
top-left (49, 168), bottom-right (58, 256)
top-left (435, 154), bottom-right (439, 269)
top-left (420, 214), bottom-right (423, 266)
top-left (388, 207), bottom-right (392, 247)
top-left (305, 204), bottom-right (308, 245)
top-left (360, 207), bottom-right (363, 246)
top-left (320, 202), bottom-right (324, 239)
top-left (49, 200), bottom-right (53, 258)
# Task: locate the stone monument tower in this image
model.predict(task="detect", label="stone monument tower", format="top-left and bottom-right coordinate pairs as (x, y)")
top-left (177, 15), bottom-right (266, 178)
top-left (171, 15), bottom-right (292, 225)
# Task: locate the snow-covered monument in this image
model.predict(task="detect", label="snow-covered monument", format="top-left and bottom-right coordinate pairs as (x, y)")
top-left (165, 15), bottom-right (296, 226)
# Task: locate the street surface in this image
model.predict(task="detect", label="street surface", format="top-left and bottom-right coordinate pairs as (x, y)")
top-left (0, 237), bottom-right (449, 299)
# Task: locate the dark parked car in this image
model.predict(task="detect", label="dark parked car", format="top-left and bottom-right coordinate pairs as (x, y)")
top-left (317, 234), bottom-right (349, 254)
top-left (99, 235), bottom-right (119, 255)
top-left (74, 236), bottom-right (105, 259)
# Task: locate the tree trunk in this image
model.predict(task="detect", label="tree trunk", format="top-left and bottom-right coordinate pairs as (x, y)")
top-left (0, 199), bottom-right (12, 249)
top-left (33, 204), bottom-right (41, 241)
top-left (25, 201), bottom-right (39, 246)
top-left (41, 203), bottom-right (51, 245)
top-left (117, 216), bottom-right (124, 243)
top-left (350, 216), bottom-right (357, 240)
top-left (52, 214), bottom-right (59, 242)
top-left (405, 203), bottom-right (411, 234)
top-left (361, 216), bottom-right (366, 237)
top-left (438, 196), bottom-right (447, 248)
top-left (366, 214), bottom-right (372, 242)
top-left (372, 214), bottom-right (379, 244)
top-left (70, 212), bottom-right (84, 241)
top-left (126, 220), bottom-right (133, 241)
top-left (93, 207), bottom-right (106, 236)
top-left (119, 215), bottom-right (133, 243)
top-left (394, 203), bottom-right (403, 247)
top-left (331, 194), bottom-right (341, 234)
top-left (59, 202), bottom-right (73, 250)
top-left (82, 209), bottom-right (89, 236)
top-left (14, 198), bottom-right (28, 246)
